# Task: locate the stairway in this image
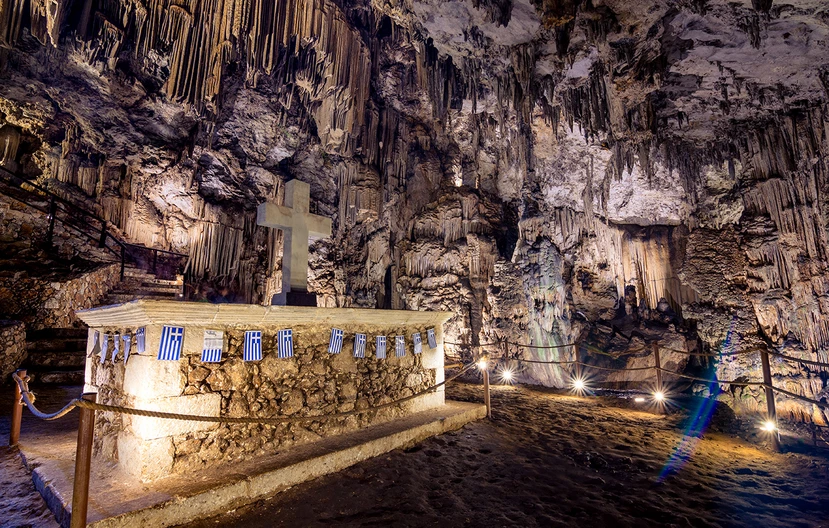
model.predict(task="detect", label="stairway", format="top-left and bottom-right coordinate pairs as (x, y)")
top-left (22, 328), bottom-right (88, 385)
top-left (21, 267), bottom-right (184, 385)
top-left (105, 265), bottom-right (184, 304)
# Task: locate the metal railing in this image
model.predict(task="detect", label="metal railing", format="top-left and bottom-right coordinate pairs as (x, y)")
top-left (0, 167), bottom-right (188, 283)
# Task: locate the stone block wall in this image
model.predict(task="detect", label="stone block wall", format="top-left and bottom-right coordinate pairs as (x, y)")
top-left (0, 263), bottom-right (120, 329)
top-left (88, 324), bottom-right (441, 481)
top-left (0, 320), bottom-right (26, 383)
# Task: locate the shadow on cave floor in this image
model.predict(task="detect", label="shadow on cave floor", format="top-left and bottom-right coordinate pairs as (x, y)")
top-left (184, 383), bottom-right (829, 528)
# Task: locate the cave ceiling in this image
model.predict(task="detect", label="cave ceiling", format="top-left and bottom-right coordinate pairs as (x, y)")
top-left (1, 0), bottom-right (829, 401)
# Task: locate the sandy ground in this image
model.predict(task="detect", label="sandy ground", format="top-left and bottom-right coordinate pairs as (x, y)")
top-left (185, 383), bottom-right (829, 528)
top-left (1, 383), bottom-right (828, 528)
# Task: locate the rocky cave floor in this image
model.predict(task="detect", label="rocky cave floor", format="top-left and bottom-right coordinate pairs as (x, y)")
top-left (1, 383), bottom-right (829, 528)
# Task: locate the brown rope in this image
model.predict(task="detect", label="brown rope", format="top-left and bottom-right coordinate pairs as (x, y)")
top-left (17, 364), bottom-right (476, 424)
top-left (12, 373), bottom-right (80, 421)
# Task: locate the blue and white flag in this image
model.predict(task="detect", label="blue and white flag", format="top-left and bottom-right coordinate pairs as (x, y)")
top-left (136, 327), bottom-right (146, 354)
top-left (412, 333), bottom-right (423, 354)
top-left (244, 331), bottom-right (263, 361)
top-left (375, 336), bottom-right (387, 359)
top-left (202, 330), bottom-right (224, 363)
top-left (112, 335), bottom-right (120, 363)
top-left (395, 335), bottom-right (405, 357)
top-left (329, 328), bottom-right (344, 354)
top-left (122, 334), bottom-right (132, 365)
top-left (278, 329), bottom-right (294, 358)
top-left (158, 326), bottom-right (184, 361)
top-left (100, 333), bottom-right (109, 364)
top-left (427, 328), bottom-right (437, 349)
top-left (354, 333), bottom-right (367, 358)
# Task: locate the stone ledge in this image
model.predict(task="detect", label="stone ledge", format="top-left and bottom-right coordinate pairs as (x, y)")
top-left (76, 300), bottom-right (453, 329)
top-left (25, 401), bottom-right (485, 528)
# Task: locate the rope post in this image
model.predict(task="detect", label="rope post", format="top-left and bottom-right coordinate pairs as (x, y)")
top-left (652, 342), bottom-right (663, 393)
top-left (46, 198), bottom-right (56, 248)
top-left (483, 365), bottom-right (492, 419)
top-left (70, 393), bottom-right (97, 528)
top-left (760, 350), bottom-right (781, 452)
top-left (9, 368), bottom-right (26, 446)
top-left (575, 342), bottom-right (582, 382)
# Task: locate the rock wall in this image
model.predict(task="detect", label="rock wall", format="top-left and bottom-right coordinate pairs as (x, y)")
top-left (0, 263), bottom-right (120, 329)
top-left (0, 319), bottom-right (26, 383)
top-left (1, 0), bottom-right (828, 419)
top-left (88, 325), bottom-right (436, 480)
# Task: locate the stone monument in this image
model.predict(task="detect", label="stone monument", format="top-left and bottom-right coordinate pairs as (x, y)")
top-left (77, 302), bottom-right (453, 482)
top-left (257, 179), bottom-right (332, 306)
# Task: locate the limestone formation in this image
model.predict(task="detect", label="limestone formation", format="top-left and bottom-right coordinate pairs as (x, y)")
top-left (0, 0), bottom-right (828, 420)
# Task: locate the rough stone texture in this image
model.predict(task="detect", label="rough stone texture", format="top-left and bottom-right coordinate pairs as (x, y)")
top-left (0, 0), bottom-right (828, 420)
top-left (0, 319), bottom-right (26, 383)
top-left (87, 324), bottom-right (437, 481)
top-left (0, 263), bottom-right (120, 329)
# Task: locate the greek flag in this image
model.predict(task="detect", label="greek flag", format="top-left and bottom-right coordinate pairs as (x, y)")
top-left (244, 331), bottom-right (263, 361)
top-left (395, 335), bottom-right (406, 357)
top-left (427, 328), bottom-right (437, 349)
top-left (157, 326), bottom-right (184, 361)
top-left (112, 335), bottom-right (120, 362)
top-left (202, 330), bottom-right (224, 363)
top-left (375, 336), bottom-right (387, 359)
top-left (136, 327), bottom-right (146, 354)
top-left (122, 334), bottom-right (132, 365)
top-left (100, 333), bottom-right (109, 364)
top-left (278, 329), bottom-right (294, 358)
top-left (329, 328), bottom-right (344, 354)
top-left (354, 333), bottom-right (367, 358)
top-left (412, 333), bottom-right (423, 354)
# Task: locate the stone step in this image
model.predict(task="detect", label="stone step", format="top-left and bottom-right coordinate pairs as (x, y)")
top-left (128, 276), bottom-right (183, 287)
top-left (26, 337), bottom-right (86, 352)
top-left (113, 282), bottom-right (183, 295)
top-left (27, 369), bottom-right (85, 385)
top-left (26, 328), bottom-right (88, 341)
top-left (24, 349), bottom-right (87, 369)
top-left (106, 292), bottom-right (182, 304)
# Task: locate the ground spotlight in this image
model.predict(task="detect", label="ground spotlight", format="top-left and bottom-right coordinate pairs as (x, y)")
top-left (634, 396), bottom-right (646, 403)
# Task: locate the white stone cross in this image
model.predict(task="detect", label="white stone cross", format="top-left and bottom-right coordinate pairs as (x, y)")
top-left (257, 180), bottom-right (332, 298)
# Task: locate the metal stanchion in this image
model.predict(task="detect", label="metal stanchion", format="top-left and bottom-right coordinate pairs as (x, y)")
top-left (9, 368), bottom-right (26, 446)
top-left (483, 366), bottom-right (492, 419)
top-left (760, 350), bottom-right (781, 452)
top-left (652, 342), bottom-right (663, 393)
top-left (70, 393), bottom-right (97, 528)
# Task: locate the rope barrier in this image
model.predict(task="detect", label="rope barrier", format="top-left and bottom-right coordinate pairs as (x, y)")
top-left (768, 350), bottom-right (829, 368)
top-left (448, 337), bottom-right (829, 370)
top-left (769, 385), bottom-right (829, 410)
top-left (12, 373), bottom-right (80, 421)
top-left (13, 364), bottom-right (477, 424)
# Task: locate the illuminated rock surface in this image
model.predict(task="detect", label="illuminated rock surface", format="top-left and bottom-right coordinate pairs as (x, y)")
top-left (0, 0), bottom-right (828, 419)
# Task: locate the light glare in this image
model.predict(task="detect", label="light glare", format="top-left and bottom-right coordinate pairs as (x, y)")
top-left (476, 358), bottom-right (488, 370)
top-left (572, 378), bottom-right (585, 391)
top-left (634, 397), bottom-right (645, 403)
top-left (761, 420), bottom-right (776, 432)
top-left (501, 369), bottom-right (513, 382)
top-left (654, 391), bottom-right (665, 402)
